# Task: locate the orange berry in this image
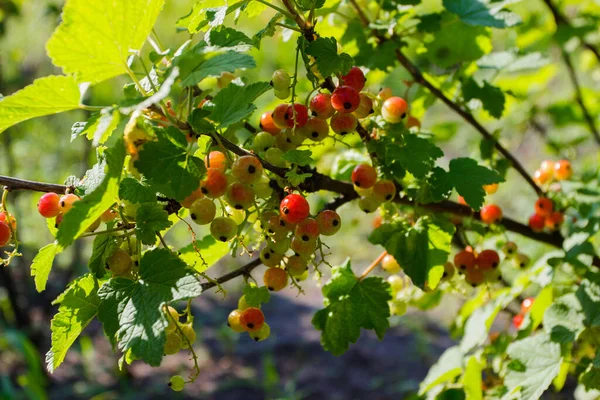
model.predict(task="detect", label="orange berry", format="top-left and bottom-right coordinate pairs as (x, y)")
top-left (554, 160), bottom-right (572, 180)
top-left (476, 250), bottom-right (500, 271)
top-left (534, 197), bottom-right (553, 217)
top-left (239, 307), bottom-right (265, 332)
top-left (480, 204), bottom-right (502, 224)
top-left (263, 267), bottom-right (288, 291)
top-left (545, 211), bottom-right (564, 231)
top-left (483, 183), bottom-right (498, 195)
top-left (454, 250), bottom-right (476, 272)
top-left (534, 169), bottom-right (552, 185)
top-left (529, 213), bottom-right (545, 232)
top-left (521, 297), bottom-right (534, 314)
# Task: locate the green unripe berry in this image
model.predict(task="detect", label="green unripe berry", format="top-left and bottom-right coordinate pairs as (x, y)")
top-left (253, 131), bottom-right (276, 153)
top-left (189, 198), bottom-right (216, 225)
top-left (210, 217), bottom-right (238, 242)
top-left (179, 324), bottom-right (196, 348)
top-left (169, 375), bottom-right (185, 391)
top-left (249, 322), bottom-right (271, 342)
top-left (271, 69), bottom-right (291, 91)
top-left (164, 331), bottom-right (182, 355)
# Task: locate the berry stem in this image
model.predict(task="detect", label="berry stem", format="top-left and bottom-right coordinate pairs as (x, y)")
top-left (275, 22), bottom-right (303, 33)
top-left (358, 251), bottom-right (388, 281)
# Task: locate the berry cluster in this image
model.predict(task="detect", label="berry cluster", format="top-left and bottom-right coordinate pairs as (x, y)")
top-left (453, 248), bottom-right (501, 287)
top-left (533, 159), bottom-right (573, 185)
top-left (352, 164), bottom-right (397, 213)
top-left (528, 197), bottom-right (564, 232)
top-left (37, 192), bottom-right (107, 232)
top-left (227, 296), bottom-right (270, 342)
top-left (0, 211), bottom-right (15, 247)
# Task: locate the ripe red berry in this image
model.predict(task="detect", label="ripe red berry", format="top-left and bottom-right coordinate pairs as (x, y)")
top-left (381, 97), bottom-right (408, 123)
top-left (205, 151), bottom-right (228, 171)
top-left (0, 212), bottom-right (16, 230)
top-left (59, 193), bottom-right (81, 213)
top-left (310, 93), bottom-right (335, 119)
top-left (200, 168), bottom-right (228, 198)
top-left (512, 314), bottom-right (524, 329)
top-left (0, 221), bottom-right (11, 247)
top-left (231, 155), bottom-right (263, 184)
top-left (294, 217), bottom-right (320, 242)
top-left (554, 160), bottom-right (572, 180)
top-left (226, 182), bottom-right (255, 210)
top-left (316, 210), bottom-right (341, 236)
top-left (286, 254), bottom-right (308, 276)
top-left (330, 112), bottom-right (358, 135)
top-left (372, 180), bottom-right (396, 202)
top-left (272, 104), bottom-right (289, 129)
top-left (545, 211), bottom-right (564, 231)
top-left (239, 307), bottom-right (265, 331)
top-left (280, 194), bottom-right (310, 224)
top-left (285, 103), bottom-right (309, 128)
top-left (454, 250), bottom-right (476, 271)
top-left (300, 117), bottom-right (329, 142)
top-left (290, 236), bottom-right (317, 257)
top-left (534, 197), bottom-right (553, 217)
top-left (529, 213), bottom-right (545, 232)
top-left (260, 111), bottom-right (282, 135)
top-left (340, 67), bottom-right (366, 92)
top-left (476, 250), bottom-right (500, 271)
top-left (180, 187), bottom-right (204, 208)
top-left (352, 164), bottom-right (377, 189)
top-left (464, 267), bottom-right (485, 287)
top-left (331, 86), bottom-right (361, 113)
top-left (353, 93), bottom-right (374, 119)
top-left (263, 267), bottom-right (288, 291)
top-left (37, 193), bottom-right (62, 218)
top-left (521, 297), bottom-right (534, 314)
top-left (480, 204), bottom-right (502, 224)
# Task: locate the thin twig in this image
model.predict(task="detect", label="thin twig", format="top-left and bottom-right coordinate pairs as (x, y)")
top-left (358, 250), bottom-right (387, 280)
top-left (0, 175), bottom-right (72, 194)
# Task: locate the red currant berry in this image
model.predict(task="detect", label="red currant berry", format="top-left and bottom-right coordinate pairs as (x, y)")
top-left (54, 213), bottom-right (64, 228)
top-left (381, 254), bottom-right (401, 273)
top-left (200, 168), bottom-right (228, 198)
top-left (554, 160), bottom-right (572, 180)
top-left (266, 215), bottom-right (289, 241)
top-left (512, 314), bottom-right (524, 329)
top-left (226, 182), bottom-right (255, 210)
top-left (210, 217), bottom-right (238, 242)
top-left (521, 297), bottom-right (534, 314)
top-left (0, 212), bottom-right (16, 230)
top-left (239, 307), bottom-right (265, 332)
top-left (454, 250), bottom-right (476, 271)
top-left (534, 197), bottom-right (553, 217)
top-left (232, 155), bottom-right (263, 184)
top-left (534, 169), bottom-right (552, 185)
top-left (263, 267), bottom-right (288, 291)
top-left (330, 112), bottom-right (358, 135)
top-left (227, 309), bottom-right (246, 332)
top-left (189, 198), bottom-right (216, 225)
top-left (300, 117), bottom-right (329, 142)
top-left (483, 183), bottom-right (498, 195)
top-left (272, 104), bottom-right (290, 129)
top-left (316, 210), bottom-right (341, 236)
top-left (353, 93), bottom-right (374, 119)
top-left (0, 221), bottom-right (11, 246)
top-left (480, 204), bottom-right (502, 224)
top-left (331, 86), bottom-right (360, 113)
top-left (286, 254), bottom-right (308, 276)
top-left (476, 250), bottom-right (500, 270)
top-left (280, 194), bottom-right (310, 224)
top-left (406, 116), bottom-right (421, 129)
top-left (545, 211), bottom-right (564, 231)
top-left (381, 97), bottom-right (408, 123)
top-left (59, 193), bottom-right (81, 213)
top-left (352, 164), bottom-right (377, 189)
top-left (464, 267), bottom-right (486, 287)
top-left (310, 93), bottom-right (335, 119)
top-left (37, 193), bottom-right (62, 218)
top-left (205, 151), bottom-right (228, 171)
top-left (372, 180), bottom-right (396, 202)
top-left (528, 213), bottom-right (545, 232)
top-left (442, 262), bottom-right (455, 280)
top-left (180, 186), bottom-right (204, 208)
top-left (284, 103), bottom-right (309, 128)
top-left (294, 217), bottom-right (320, 242)
top-left (260, 247), bottom-right (284, 267)
top-left (290, 236), bottom-right (317, 257)
top-left (260, 111), bottom-right (282, 135)
top-left (340, 67), bottom-right (366, 92)
top-left (100, 208), bottom-right (118, 222)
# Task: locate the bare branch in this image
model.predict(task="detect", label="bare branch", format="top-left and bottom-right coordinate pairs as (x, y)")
top-left (0, 175), bottom-right (72, 194)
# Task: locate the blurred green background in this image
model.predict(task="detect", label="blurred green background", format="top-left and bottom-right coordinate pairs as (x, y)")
top-left (1, 0), bottom-right (599, 398)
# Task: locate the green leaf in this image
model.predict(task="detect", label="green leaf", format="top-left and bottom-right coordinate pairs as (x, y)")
top-left (88, 234), bottom-right (118, 278)
top-left (286, 170), bottom-right (313, 186)
top-left (312, 259), bottom-right (391, 355)
top-left (305, 37), bottom-right (353, 77)
top-left (369, 217), bottom-right (454, 289)
top-left (581, 359), bottom-right (600, 390)
top-left (118, 178), bottom-right (156, 204)
top-left (180, 52), bottom-right (255, 87)
top-left (462, 78), bottom-right (506, 119)
top-left (282, 150), bottom-right (313, 166)
top-left (505, 333), bottom-right (562, 400)
top-left (462, 356), bottom-right (483, 400)
top-left (209, 26), bottom-right (252, 48)
top-left (135, 129), bottom-right (205, 201)
top-left (57, 139), bottom-right (126, 247)
top-left (426, 167), bottom-right (453, 202)
top-left (577, 280), bottom-right (600, 327)
top-left (419, 346), bottom-right (463, 394)
top-left (209, 82), bottom-right (271, 128)
top-left (417, 13), bottom-right (443, 33)
top-left (178, 235), bottom-right (230, 273)
top-left (0, 75), bottom-right (80, 134)
top-left (390, 134), bottom-right (444, 179)
top-left (477, 51), bottom-right (549, 73)
top-left (176, 0), bottom-right (229, 34)
top-left (425, 18), bottom-right (492, 68)
top-left (448, 158), bottom-right (504, 210)
top-left (296, 0), bottom-right (325, 11)
top-left (443, 0), bottom-right (519, 28)
top-left (135, 203), bottom-right (173, 245)
top-left (72, 109), bottom-right (120, 145)
top-left (46, 274), bottom-right (100, 372)
top-left (46, 0), bottom-right (166, 84)
top-left (30, 242), bottom-right (63, 292)
top-left (97, 249), bottom-right (201, 365)
top-left (253, 13), bottom-right (283, 49)
top-left (243, 285), bottom-right (271, 307)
